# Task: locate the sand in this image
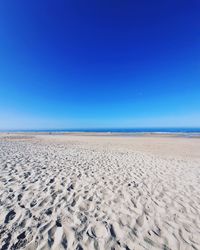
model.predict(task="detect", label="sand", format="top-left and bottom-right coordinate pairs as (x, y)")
top-left (0, 134), bottom-right (200, 250)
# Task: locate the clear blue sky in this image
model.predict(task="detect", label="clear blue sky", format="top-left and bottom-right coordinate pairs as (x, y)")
top-left (0, 0), bottom-right (199, 129)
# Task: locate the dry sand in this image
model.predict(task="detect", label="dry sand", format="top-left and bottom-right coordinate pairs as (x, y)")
top-left (0, 134), bottom-right (200, 250)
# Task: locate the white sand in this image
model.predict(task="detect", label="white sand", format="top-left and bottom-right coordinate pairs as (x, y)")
top-left (0, 134), bottom-right (200, 250)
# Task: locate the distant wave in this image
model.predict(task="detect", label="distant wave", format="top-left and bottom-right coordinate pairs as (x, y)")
top-left (1, 128), bottom-right (200, 133)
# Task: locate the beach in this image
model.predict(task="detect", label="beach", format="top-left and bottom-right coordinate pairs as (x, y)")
top-left (0, 133), bottom-right (200, 250)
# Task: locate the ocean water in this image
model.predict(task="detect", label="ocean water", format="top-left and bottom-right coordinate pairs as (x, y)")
top-left (2, 128), bottom-right (200, 134)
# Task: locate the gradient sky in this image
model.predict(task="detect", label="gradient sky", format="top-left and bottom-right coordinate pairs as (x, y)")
top-left (0, 0), bottom-right (200, 129)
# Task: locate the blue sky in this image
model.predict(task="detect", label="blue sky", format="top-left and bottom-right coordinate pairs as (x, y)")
top-left (0, 0), bottom-right (200, 129)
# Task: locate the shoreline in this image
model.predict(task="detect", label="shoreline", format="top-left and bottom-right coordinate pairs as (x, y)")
top-left (1, 131), bottom-right (200, 138)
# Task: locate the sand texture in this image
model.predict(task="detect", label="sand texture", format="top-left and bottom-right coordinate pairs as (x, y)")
top-left (0, 134), bottom-right (200, 250)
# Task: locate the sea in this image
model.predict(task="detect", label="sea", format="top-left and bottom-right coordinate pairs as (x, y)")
top-left (2, 128), bottom-right (200, 136)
